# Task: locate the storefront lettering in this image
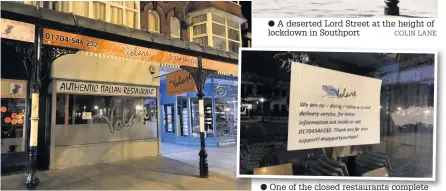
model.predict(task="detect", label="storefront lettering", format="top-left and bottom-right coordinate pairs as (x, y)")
top-left (59, 82), bottom-right (99, 93)
top-left (169, 74), bottom-right (194, 88)
top-left (123, 87), bottom-right (154, 96)
top-left (121, 46), bottom-right (150, 57)
top-left (58, 81), bottom-right (156, 97)
top-left (92, 107), bottom-right (145, 133)
top-left (168, 55), bottom-right (197, 65)
top-left (100, 85), bottom-right (122, 94)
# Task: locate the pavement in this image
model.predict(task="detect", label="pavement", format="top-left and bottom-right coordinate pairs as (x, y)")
top-left (1, 155), bottom-right (250, 190)
top-left (161, 142), bottom-right (238, 178)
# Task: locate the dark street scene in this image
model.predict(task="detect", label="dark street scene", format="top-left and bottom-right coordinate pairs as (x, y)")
top-left (239, 50), bottom-right (435, 178)
top-left (254, 0), bottom-right (437, 18)
top-left (1, 1), bottom-right (251, 190)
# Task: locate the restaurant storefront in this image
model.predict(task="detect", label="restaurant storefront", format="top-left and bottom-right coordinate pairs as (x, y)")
top-left (41, 28), bottom-right (238, 168)
top-left (159, 74), bottom-right (238, 147)
top-left (1, 1), bottom-right (238, 171)
top-left (1, 18), bottom-right (35, 174)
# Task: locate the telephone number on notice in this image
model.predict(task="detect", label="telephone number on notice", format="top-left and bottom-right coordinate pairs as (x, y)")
top-left (44, 32), bottom-right (99, 47)
top-left (299, 128), bottom-right (332, 134)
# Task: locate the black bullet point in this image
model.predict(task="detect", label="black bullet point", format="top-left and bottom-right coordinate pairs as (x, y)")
top-left (261, 184), bottom-right (267, 190)
top-left (268, 20), bottom-right (275, 27)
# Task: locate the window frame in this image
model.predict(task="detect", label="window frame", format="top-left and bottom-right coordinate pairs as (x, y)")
top-left (190, 12), bottom-right (241, 53)
top-left (52, 1), bottom-right (140, 29)
top-left (148, 10), bottom-right (161, 33)
top-left (170, 17), bottom-right (181, 38)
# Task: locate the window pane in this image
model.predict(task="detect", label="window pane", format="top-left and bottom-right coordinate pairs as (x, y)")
top-left (228, 41), bottom-right (240, 53)
top-left (55, 94), bottom-right (158, 146)
top-left (62, 1), bottom-right (69, 12)
top-left (93, 2), bottom-right (106, 21)
top-left (212, 23), bottom-right (226, 37)
top-left (125, 1), bottom-right (136, 9)
top-left (228, 28), bottom-right (240, 41)
top-left (72, 1), bottom-right (88, 17)
top-left (192, 14), bottom-right (207, 23)
top-left (212, 14), bottom-right (225, 25)
top-left (170, 17), bottom-right (180, 38)
top-left (126, 10), bottom-right (136, 28)
top-left (110, 6), bottom-right (123, 25)
top-left (228, 19), bottom-right (240, 29)
top-left (190, 97), bottom-right (214, 137)
top-left (148, 11), bottom-right (160, 32)
top-left (193, 36), bottom-right (208, 46)
top-left (1, 98), bottom-right (26, 153)
top-left (55, 94), bottom-right (73, 125)
top-left (213, 36), bottom-right (226, 51)
top-left (193, 24), bottom-right (207, 36)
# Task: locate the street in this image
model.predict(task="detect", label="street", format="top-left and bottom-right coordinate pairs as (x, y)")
top-left (1, 155), bottom-right (250, 190)
top-left (162, 143), bottom-right (239, 178)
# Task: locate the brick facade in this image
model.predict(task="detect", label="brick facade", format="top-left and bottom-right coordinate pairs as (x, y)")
top-left (140, 1), bottom-right (244, 42)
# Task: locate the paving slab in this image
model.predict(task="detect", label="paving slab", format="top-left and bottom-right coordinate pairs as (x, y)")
top-left (1, 156), bottom-right (250, 190)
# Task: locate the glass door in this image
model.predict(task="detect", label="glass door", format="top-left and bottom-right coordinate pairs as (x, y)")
top-left (163, 104), bottom-right (175, 133)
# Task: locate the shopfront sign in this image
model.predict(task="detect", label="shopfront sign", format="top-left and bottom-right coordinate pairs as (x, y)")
top-left (287, 63), bottom-right (382, 151)
top-left (1, 79), bottom-right (27, 99)
top-left (55, 80), bottom-right (157, 97)
top-left (0, 18), bottom-right (35, 43)
top-left (42, 28), bottom-right (238, 76)
top-left (166, 70), bottom-right (197, 96)
top-left (214, 84), bottom-right (238, 98)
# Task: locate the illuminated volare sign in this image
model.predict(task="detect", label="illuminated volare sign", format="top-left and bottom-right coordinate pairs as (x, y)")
top-left (42, 28), bottom-right (238, 76)
top-left (56, 80), bottom-right (157, 97)
top-left (0, 18), bottom-right (35, 43)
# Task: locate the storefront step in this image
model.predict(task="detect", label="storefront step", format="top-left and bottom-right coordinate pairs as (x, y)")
top-left (162, 137), bottom-right (219, 148)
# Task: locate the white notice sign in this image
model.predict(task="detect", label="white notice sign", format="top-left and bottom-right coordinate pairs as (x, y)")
top-left (287, 63), bottom-right (382, 151)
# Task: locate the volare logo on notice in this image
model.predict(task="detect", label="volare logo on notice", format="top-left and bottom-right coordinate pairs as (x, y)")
top-left (322, 85), bottom-right (357, 98)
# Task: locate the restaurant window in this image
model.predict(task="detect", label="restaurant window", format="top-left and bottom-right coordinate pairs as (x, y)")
top-left (190, 97), bottom-right (213, 137)
top-left (148, 11), bottom-right (160, 33)
top-left (215, 97), bottom-right (237, 137)
top-left (1, 98), bottom-right (26, 153)
top-left (54, 94), bottom-right (158, 146)
top-left (177, 97), bottom-right (189, 136)
top-left (239, 53), bottom-right (435, 178)
top-left (170, 17), bottom-right (181, 38)
top-left (1, 79), bottom-right (27, 154)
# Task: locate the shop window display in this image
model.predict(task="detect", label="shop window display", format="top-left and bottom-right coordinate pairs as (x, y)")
top-left (190, 97), bottom-right (213, 137)
top-left (177, 97), bottom-right (189, 136)
top-left (54, 94), bottom-right (158, 146)
top-left (1, 98), bottom-right (26, 153)
top-left (215, 97), bottom-right (237, 137)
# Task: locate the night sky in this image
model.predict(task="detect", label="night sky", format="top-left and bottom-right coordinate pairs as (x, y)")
top-left (241, 50), bottom-right (290, 80)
